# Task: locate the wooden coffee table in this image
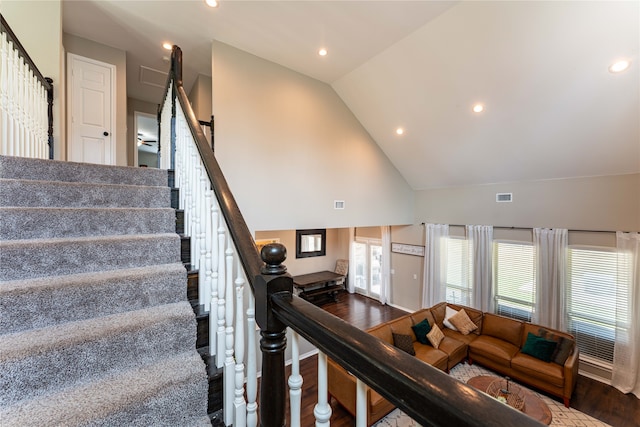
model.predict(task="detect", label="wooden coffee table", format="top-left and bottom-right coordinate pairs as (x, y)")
top-left (467, 376), bottom-right (552, 425)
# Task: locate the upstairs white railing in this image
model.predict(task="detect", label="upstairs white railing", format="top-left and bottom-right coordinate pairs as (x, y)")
top-left (0, 15), bottom-right (53, 159)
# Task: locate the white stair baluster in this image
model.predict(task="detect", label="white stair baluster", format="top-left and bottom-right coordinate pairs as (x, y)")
top-left (314, 352), bottom-right (332, 427)
top-left (208, 195), bottom-right (219, 356)
top-left (246, 292), bottom-right (258, 427)
top-left (233, 259), bottom-right (246, 427)
top-left (223, 239), bottom-right (235, 426)
top-left (288, 331), bottom-right (303, 427)
top-left (356, 379), bottom-right (367, 427)
top-left (216, 217), bottom-right (226, 368)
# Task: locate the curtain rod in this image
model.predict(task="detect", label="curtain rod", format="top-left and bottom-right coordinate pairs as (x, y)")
top-left (419, 223), bottom-right (625, 234)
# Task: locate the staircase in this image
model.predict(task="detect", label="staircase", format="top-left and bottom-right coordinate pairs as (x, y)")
top-left (0, 155), bottom-right (212, 426)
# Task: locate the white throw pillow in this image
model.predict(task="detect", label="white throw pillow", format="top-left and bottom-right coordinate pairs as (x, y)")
top-left (443, 306), bottom-right (459, 331)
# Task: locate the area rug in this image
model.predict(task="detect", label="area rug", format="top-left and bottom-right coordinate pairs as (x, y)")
top-left (374, 362), bottom-right (610, 427)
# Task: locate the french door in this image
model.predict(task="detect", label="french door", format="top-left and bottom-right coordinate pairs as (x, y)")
top-left (354, 238), bottom-right (382, 298)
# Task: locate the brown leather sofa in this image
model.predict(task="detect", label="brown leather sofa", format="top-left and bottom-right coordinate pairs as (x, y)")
top-left (327, 302), bottom-right (579, 426)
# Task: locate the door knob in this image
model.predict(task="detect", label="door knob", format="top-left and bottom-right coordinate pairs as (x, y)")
top-left (103, 131), bottom-right (109, 136)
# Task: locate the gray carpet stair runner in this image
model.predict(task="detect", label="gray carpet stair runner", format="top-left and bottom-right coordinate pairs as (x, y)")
top-left (0, 155), bottom-right (210, 426)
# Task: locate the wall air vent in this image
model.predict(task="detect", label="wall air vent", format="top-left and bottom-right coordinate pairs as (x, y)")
top-left (496, 193), bottom-right (513, 203)
top-left (334, 200), bottom-right (345, 210)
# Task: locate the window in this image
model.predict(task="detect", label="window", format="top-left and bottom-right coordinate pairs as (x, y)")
top-left (445, 237), bottom-right (471, 305)
top-left (567, 247), bottom-right (628, 364)
top-left (493, 241), bottom-right (536, 322)
top-left (354, 238), bottom-right (382, 298)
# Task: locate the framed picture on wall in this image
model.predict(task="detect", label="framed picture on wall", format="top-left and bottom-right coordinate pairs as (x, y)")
top-left (391, 242), bottom-right (425, 257)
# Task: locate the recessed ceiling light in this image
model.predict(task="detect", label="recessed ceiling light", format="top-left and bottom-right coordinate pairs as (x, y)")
top-left (318, 48), bottom-right (328, 57)
top-left (162, 42), bottom-right (173, 51)
top-left (396, 128), bottom-right (404, 135)
top-left (205, 0), bottom-right (219, 7)
top-left (609, 60), bottom-right (630, 73)
top-left (473, 104), bottom-right (484, 113)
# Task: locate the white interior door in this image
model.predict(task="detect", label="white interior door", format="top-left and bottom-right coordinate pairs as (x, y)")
top-left (67, 54), bottom-right (115, 165)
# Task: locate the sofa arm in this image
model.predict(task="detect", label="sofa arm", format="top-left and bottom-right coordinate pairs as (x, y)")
top-left (328, 358), bottom-right (363, 417)
top-left (562, 346), bottom-right (580, 406)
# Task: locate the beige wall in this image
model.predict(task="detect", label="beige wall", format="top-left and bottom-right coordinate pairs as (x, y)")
top-left (127, 98), bottom-right (158, 166)
top-left (388, 173), bottom-right (639, 312)
top-left (415, 174), bottom-right (639, 233)
top-left (211, 41), bottom-right (414, 232)
top-left (63, 33), bottom-right (127, 166)
top-left (254, 228), bottom-right (349, 277)
top-left (3, 1), bottom-right (64, 160)
top-left (188, 74), bottom-right (212, 123)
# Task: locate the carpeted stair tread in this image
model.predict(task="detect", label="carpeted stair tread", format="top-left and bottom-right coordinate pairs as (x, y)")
top-left (0, 233), bottom-right (180, 281)
top-left (0, 155), bottom-right (167, 187)
top-left (0, 207), bottom-right (177, 240)
top-left (0, 351), bottom-right (210, 426)
top-left (0, 302), bottom-right (197, 405)
top-left (0, 263), bottom-right (187, 334)
top-left (0, 178), bottom-right (170, 208)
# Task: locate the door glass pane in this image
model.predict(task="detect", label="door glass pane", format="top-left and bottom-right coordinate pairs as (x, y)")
top-left (370, 245), bottom-right (382, 296)
top-left (354, 242), bottom-right (367, 291)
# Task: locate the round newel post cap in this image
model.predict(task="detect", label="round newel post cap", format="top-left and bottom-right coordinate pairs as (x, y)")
top-left (261, 243), bottom-right (287, 275)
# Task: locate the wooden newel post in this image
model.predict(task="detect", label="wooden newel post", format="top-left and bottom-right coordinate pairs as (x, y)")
top-left (255, 243), bottom-right (293, 427)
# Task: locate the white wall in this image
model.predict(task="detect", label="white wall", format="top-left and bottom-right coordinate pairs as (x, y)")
top-left (211, 41), bottom-right (414, 232)
top-left (2, 0), bottom-right (64, 160)
top-left (188, 74), bottom-right (212, 123)
top-left (63, 33), bottom-right (127, 166)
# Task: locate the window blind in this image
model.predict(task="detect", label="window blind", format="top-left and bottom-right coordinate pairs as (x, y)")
top-left (493, 241), bottom-right (536, 322)
top-left (567, 247), bottom-right (626, 364)
top-left (445, 237), bottom-right (471, 305)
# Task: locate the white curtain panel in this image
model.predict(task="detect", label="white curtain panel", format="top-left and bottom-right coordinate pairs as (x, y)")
top-left (466, 225), bottom-right (494, 312)
top-left (347, 227), bottom-right (356, 293)
top-left (612, 232), bottom-right (640, 398)
top-left (422, 224), bottom-right (449, 308)
top-left (380, 226), bottom-right (391, 305)
top-left (533, 228), bottom-right (568, 330)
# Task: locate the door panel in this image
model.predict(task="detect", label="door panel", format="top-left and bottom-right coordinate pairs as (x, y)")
top-left (68, 54), bottom-right (114, 165)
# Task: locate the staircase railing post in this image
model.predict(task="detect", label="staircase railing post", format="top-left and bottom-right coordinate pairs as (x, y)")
top-left (254, 243), bottom-right (293, 427)
top-left (45, 77), bottom-right (53, 159)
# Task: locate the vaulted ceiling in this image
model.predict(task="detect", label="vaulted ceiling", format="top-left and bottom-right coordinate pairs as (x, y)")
top-left (62, 0), bottom-right (639, 190)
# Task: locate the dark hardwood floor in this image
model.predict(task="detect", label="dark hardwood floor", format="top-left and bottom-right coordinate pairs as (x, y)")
top-left (282, 292), bottom-right (640, 427)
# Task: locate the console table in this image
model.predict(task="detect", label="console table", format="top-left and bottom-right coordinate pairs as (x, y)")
top-left (292, 271), bottom-right (345, 304)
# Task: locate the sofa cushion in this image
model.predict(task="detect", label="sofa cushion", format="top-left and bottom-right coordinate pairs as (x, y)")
top-left (482, 313), bottom-right (523, 347)
top-left (430, 302), bottom-right (447, 328)
top-left (411, 319), bottom-right (432, 345)
top-left (414, 343), bottom-right (448, 370)
top-left (368, 324), bottom-right (393, 345)
top-left (443, 328), bottom-right (478, 345)
top-left (537, 327), bottom-right (575, 365)
top-left (389, 316), bottom-right (415, 340)
top-left (469, 335), bottom-right (520, 368)
top-left (511, 353), bottom-right (564, 388)
top-left (449, 309), bottom-right (478, 335)
top-left (448, 304), bottom-right (483, 335)
top-left (443, 306), bottom-right (459, 331)
top-left (521, 332), bottom-right (557, 363)
top-left (437, 336), bottom-right (468, 367)
top-left (393, 333), bottom-right (416, 355)
top-left (411, 309), bottom-right (436, 332)
top-left (427, 324), bottom-right (445, 349)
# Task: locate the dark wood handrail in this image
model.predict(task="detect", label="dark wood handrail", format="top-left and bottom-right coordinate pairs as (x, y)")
top-left (0, 14), bottom-right (52, 92)
top-left (161, 46), bottom-right (263, 284)
top-left (272, 293), bottom-right (545, 427)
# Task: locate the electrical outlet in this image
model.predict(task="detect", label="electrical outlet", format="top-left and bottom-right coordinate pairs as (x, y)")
top-left (413, 274), bottom-right (417, 280)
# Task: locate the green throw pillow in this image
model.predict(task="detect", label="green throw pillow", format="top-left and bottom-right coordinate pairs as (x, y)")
top-left (411, 319), bottom-right (432, 345)
top-left (392, 333), bottom-right (416, 356)
top-left (537, 328), bottom-right (574, 365)
top-left (521, 332), bottom-right (558, 363)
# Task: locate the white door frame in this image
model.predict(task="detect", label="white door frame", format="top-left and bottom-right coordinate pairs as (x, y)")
top-left (66, 53), bottom-right (116, 164)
